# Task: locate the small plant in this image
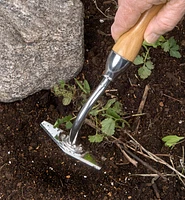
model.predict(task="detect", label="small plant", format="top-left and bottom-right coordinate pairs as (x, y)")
top-left (134, 36), bottom-right (181, 79)
top-left (88, 98), bottom-right (129, 143)
top-left (133, 48), bottom-right (154, 79)
top-left (160, 36), bottom-right (181, 58)
top-left (74, 78), bottom-right (91, 95)
top-left (53, 78), bottom-right (91, 129)
top-left (54, 115), bottom-right (75, 129)
top-left (53, 78), bottom-right (129, 143)
top-left (162, 135), bottom-right (184, 147)
top-left (52, 80), bottom-right (76, 105)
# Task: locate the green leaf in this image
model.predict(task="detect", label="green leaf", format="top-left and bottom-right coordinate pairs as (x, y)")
top-left (138, 66), bottom-right (151, 79)
top-left (54, 115), bottom-right (73, 128)
top-left (161, 40), bottom-right (170, 52)
top-left (62, 115), bottom-right (73, 122)
top-left (169, 49), bottom-right (181, 58)
top-left (161, 37), bottom-right (181, 58)
top-left (75, 78), bottom-right (87, 94)
top-left (66, 121), bottom-right (73, 129)
top-left (53, 85), bottom-right (61, 96)
top-left (59, 80), bottom-right (65, 89)
top-left (83, 80), bottom-right (91, 94)
top-left (106, 108), bottom-right (120, 119)
top-left (112, 101), bottom-right (123, 115)
top-left (104, 98), bottom-right (117, 109)
top-left (62, 96), bottom-right (72, 105)
top-left (162, 135), bottom-right (184, 147)
top-left (133, 55), bottom-right (144, 65)
top-left (83, 153), bottom-right (98, 164)
top-left (89, 108), bottom-right (99, 116)
top-left (145, 61), bottom-right (154, 70)
top-left (168, 37), bottom-right (176, 47)
top-left (54, 118), bottom-right (63, 128)
top-left (101, 118), bottom-right (115, 136)
top-left (88, 134), bottom-right (104, 143)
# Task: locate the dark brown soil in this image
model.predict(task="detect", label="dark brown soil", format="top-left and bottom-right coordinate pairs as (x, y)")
top-left (0, 1), bottom-right (185, 199)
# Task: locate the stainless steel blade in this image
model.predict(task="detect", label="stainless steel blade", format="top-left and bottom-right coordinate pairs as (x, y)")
top-left (40, 121), bottom-right (101, 170)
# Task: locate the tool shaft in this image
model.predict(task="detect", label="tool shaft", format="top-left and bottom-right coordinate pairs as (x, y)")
top-left (69, 51), bottom-right (131, 145)
top-left (69, 76), bottom-right (110, 144)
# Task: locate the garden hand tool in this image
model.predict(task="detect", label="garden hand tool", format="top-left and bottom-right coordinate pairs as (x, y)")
top-left (41, 5), bottom-right (164, 170)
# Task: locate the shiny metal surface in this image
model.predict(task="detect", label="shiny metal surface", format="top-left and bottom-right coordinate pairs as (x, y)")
top-left (40, 121), bottom-right (101, 170)
top-left (69, 51), bottom-right (131, 145)
top-left (104, 50), bottom-right (131, 80)
top-left (69, 77), bottom-right (111, 144)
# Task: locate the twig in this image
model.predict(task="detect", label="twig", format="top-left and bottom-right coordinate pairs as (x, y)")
top-left (130, 173), bottom-right (177, 177)
top-left (169, 156), bottom-right (185, 187)
top-left (97, 30), bottom-right (111, 36)
top-left (120, 144), bottom-right (167, 181)
top-left (0, 163), bottom-right (8, 171)
top-left (125, 131), bottom-right (185, 180)
top-left (181, 146), bottom-right (185, 171)
top-left (180, 63), bottom-right (185, 66)
top-left (92, 0), bottom-right (114, 19)
top-left (132, 84), bottom-right (150, 133)
top-left (151, 176), bottom-right (161, 200)
top-left (115, 142), bottom-right (138, 167)
top-left (163, 93), bottom-right (183, 104)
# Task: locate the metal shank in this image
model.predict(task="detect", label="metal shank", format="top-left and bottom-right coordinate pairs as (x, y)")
top-left (69, 51), bottom-right (131, 145)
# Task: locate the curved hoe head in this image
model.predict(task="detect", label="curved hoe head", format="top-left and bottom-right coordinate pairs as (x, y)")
top-left (40, 121), bottom-right (101, 170)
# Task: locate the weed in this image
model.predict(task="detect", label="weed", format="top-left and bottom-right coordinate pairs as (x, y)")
top-left (162, 135), bottom-right (184, 147)
top-left (134, 36), bottom-right (181, 79)
top-left (52, 80), bottom-right (75, 105)
top-left (88, 98), bottom-right (129, 143)
top-left (53, 78), bottom-right (129, 143)
top-left (54, 115), bottom-right (75, 129)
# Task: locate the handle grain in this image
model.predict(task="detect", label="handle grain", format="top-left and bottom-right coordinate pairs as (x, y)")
top-left (112, 5), bottom-right (164, 62)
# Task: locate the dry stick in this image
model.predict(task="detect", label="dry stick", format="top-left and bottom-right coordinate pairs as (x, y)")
top-left (169, 156), bottom-right (185, 187)
top-left (180, 63), bottom-right (185, 66)
top-left (163, 93), bottom-right (183, 104)
top-left (92, 0), bottom-right (114, 19)
top-left (151, 177), bottom-right (161, 200)
top-left (115, 142), bottom-right (138, 167)
top-left (125, 131), bottom-right (185, 180)
top-left (130, 173), bottom-right (177, 177)
top-left (132, 84), bottom-right (150, 133)
top-left (119, 143), bottom-right (167, 181)
top-left (181, 146), bottom-right (185, 170)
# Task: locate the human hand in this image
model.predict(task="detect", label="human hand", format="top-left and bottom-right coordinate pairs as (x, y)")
top-left (111, 0), bottom-right (185, 43)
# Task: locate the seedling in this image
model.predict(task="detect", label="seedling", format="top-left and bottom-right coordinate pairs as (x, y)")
top-left (134, 36), bottom-right (181, 79)
top-left (134, 48), bottom-right (154, 79)
top-left (88, 98), bottom-right (129, 143)
top-left (74, 78), bottom-right (91, 95)
top-left (54, 115), bottom-right (75, 130)
top-left (162, 135), bottom-right (184, 147)
top-left (52, 80), bottom-right (76, 105)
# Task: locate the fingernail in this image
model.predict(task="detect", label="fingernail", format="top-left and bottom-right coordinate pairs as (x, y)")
top-left (145, 33), bottom-right (160, 44)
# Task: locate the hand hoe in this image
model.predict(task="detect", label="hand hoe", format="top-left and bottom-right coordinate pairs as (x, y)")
top-left (41, 5), bottom-right (164, 170)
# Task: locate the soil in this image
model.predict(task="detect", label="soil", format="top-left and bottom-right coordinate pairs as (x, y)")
top-left (0, 1), bottom-right (185, 200)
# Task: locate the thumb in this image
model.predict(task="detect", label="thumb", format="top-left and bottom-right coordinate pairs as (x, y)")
top-left (144, 0), bottom-right (185, 43)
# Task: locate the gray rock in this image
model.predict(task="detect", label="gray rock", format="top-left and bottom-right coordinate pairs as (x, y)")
top-left (0, 0), bottom-right (84, 102)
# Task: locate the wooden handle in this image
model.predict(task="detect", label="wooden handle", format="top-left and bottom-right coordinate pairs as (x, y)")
top-left (112, 5), bottom-right (164, 62)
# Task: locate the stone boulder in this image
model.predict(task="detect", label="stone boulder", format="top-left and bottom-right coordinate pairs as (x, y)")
top-left (0, 0), bottom-right (84, 102)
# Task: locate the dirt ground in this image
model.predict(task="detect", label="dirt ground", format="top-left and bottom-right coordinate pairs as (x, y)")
top-left (0, 1), bottom-right (185, 199)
